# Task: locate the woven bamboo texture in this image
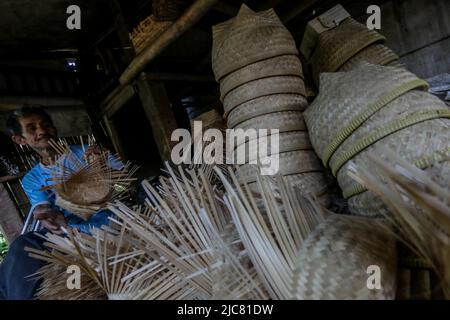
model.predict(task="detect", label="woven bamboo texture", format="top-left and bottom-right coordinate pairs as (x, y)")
top-left (233, 110), bottom-right (306, 133)
top-left (212, 4), bottom-right (298, 81)
top-left (309, 17), bottom-right (385, 85)
top-left (220, 55), bottom-right (303, 100)
top-left (226, 94), bottom-right (308, 127)
top-left (231, 131), bottom-right (311, 163)
top-left (235, 150), bottom-right (323, 184)
top-left (211, 4), bottom-right (329, 205)
top-left (305, 63), bottom-right (450, 216)
top-left (223, 76), bottom-right (306, 114)
top-left (338, 43), bottom-right (399, 72)
top-left (291, 214), bottom-right (397, 299)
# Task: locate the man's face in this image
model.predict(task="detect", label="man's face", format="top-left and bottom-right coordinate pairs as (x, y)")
top-left (12, 114), bottom-right (57, 151)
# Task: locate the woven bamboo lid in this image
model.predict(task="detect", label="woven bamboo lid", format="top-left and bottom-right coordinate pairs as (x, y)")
top-left (235, 150), bottom-right (323, 184)
top-left (338, 43), bottom-right (399, 72)
top-left (292, 214), bottom-right (397, 299)
top-left (304, 63), bottom-right (428, 163)
top-left (310, 17), bottom-right (386, 85)
top-left (223, 76), bottom-right (306, 115)
top-left (212, 4), bottom-right (298, 81)
top-left (226, 94), bottom-right (307, 127)
top-left (220, 55), bottom-right (303, 100)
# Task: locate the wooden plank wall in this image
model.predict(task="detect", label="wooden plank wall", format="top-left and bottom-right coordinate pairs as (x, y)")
top-left (354, 0), bottom-right (450, 79)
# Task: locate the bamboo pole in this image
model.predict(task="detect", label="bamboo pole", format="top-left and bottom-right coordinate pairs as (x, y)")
top-left (119, 0), bottom-right (219, 85)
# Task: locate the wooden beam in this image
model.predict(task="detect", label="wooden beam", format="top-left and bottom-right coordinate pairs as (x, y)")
top-left (102, 115), bottom-right (127, 161)
top-left (99, 84), bottom-right (136, 118)
top-left (0, 97), bottom-right (83, 110)
top-left (142, 72), bottom-right (214, 82)
top-left (119, 0), bottom-right (219, 85)
top-left (136, 78), bottom-right (178, 161)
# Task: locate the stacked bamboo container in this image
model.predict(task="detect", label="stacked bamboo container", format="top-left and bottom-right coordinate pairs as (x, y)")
top-left (302, 5), bottom-right (450, 299)
top-left (211, 4), bottom-right (329, 202)
top-left (300, 7), bottom-right (401, 86)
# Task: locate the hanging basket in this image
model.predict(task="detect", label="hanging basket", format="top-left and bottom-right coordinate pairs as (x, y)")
top-left (233, 110), bottom-right (306, 133)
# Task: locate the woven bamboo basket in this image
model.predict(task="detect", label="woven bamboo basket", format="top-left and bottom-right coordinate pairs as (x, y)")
top-left (309, 17), bottom-right (385, 85)
top-left (223, 76), bottom-right (306, 114)
top-left (291, 214), bottom-right (397, 299)
top-left (338, 43), bottom-right (399, 72)
top-left (212, 4), bottom-right (298, 81)
top-left (42, 141), bottom-right (137, 220)
top-left (304, 63), bottom-right (450, 216)
top-left (220, 55), bottom-right (303, 100)
top-left (130, 15), bottom-right (173, 54)
top-left (152, 0), bottom-right (190, 21)
top-left (226, 94), bottom-right (308, 127)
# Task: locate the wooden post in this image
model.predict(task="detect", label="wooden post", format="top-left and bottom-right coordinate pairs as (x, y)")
top-left (102, 115), bottom-right (127, 161)
top-left (0, 183), bottom-right (23, 243)
top-left (136, 76), bottom-right (178, 161)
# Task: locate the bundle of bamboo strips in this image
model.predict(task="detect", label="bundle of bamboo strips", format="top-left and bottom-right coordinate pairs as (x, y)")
top-left (348, 147), bottom-right (450, 298)
top-left (28, 162), bottom-right (398, 300)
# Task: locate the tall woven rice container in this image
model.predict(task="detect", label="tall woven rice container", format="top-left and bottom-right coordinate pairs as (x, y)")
top-left (211, 4), bottom-right (330, 204)
top-left (308, 17), bottom-right (400, 85)
top-left (304, 63), bottom-right (450, 217)
top-left (292, 214), bottom-right (397, 299)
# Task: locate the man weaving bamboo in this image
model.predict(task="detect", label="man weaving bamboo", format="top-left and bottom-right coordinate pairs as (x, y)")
top-left (0, 106), bottom-right (122, 300)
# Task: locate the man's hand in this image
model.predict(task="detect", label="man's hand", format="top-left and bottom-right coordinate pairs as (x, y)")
top-left (84, 144), bottom-right (106, 159)
top-left (33, 204), bottom-right (67, 235)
